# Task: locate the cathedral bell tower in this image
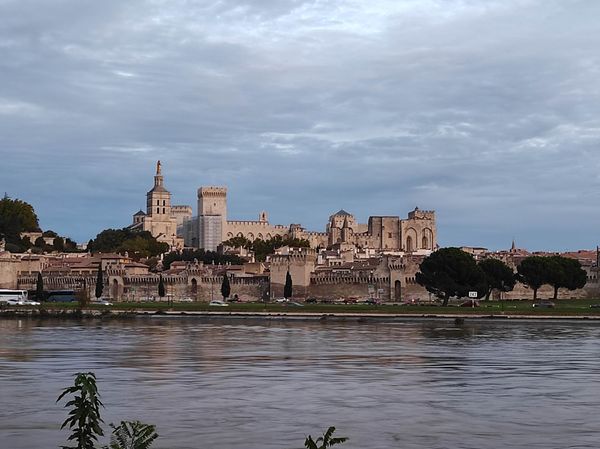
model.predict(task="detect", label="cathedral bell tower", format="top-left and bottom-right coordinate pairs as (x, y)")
top-left (146, 160), bottom-right (172, 219)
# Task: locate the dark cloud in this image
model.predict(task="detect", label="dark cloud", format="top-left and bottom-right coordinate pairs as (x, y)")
top-left (1, 0), bottom-right (599, 251)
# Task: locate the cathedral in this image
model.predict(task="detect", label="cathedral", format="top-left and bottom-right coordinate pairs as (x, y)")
top-left (132, 162), bottom-right (437, 253)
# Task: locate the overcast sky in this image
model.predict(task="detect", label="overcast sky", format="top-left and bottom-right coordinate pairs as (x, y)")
top-left (1, 0), bottom-right (599, 251)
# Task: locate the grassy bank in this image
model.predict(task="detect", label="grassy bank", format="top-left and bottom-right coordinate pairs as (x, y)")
top-left (5, 298), bottom-right (600, 317)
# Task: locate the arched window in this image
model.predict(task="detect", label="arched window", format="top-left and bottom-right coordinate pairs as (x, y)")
top-left (406, 236), bottom-right (413, 252)
top-left (162, 208), bottom-right (165, 214)
top-left (422, 236), bottom-right (428, 249)
top-left (157, 207), bottom-right (160, 214)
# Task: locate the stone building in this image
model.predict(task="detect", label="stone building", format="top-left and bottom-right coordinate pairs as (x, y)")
top-left (181, 183), bottom-right (438, 253)
top-left (130, 161), bottom-right (189, 250)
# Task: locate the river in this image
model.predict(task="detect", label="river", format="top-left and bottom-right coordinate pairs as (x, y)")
top-left (1, 317), bottom-right (599, 449)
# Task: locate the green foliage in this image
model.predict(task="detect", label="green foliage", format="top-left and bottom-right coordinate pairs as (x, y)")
top-left (88, 229), bottom-right (168, 259)
top-left (222, 235), bottom-right (310, 262)
top-left (54, 236), bottom-right (66, 251)
top-left (162, 249), bottom-right (243, 269)
top-left (36, 272), bottom-right (45, 301)
top-left (284, 270), bottom-right (293, 299)
top-left (305, 426), bottom-right (348, 449)
top-left (478, 258), bottom-right (516, 300)
top-left (104, 421), bottom-right (158, 449)
top-left (545, 256), bottom-right (587, 299)
top-left (95, 267), bottom-right (104, 299)
top-left (158, 275), bottom-right (166, 298)
top-left (0, 195), bottom-right (39, 248)
top-left (517, 256), bottom-right (549, 300)
top-left (221, 273), bottom-right (231, 300)
top-left (43, 229), bottom-right (59, 238)
top-left (57, 372), bottom-right (104, 449)
top-left (416, 248), bottom-right (487, 306)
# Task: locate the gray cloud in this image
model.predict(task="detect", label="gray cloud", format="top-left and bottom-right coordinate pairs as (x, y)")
top-left (1, 0), bottom-right (599, 251)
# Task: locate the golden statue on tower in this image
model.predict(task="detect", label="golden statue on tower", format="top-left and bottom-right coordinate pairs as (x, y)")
top-left (156, 160), bottom-right (162, 175)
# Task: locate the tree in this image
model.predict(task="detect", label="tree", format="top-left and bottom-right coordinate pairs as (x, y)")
top-left (284, 270), bottom-right (293, 299)
top-left (95, 266), bottom-right (104, 299)
top-left (221, 273), bottom-right (231, 300)
top-left (221, 235), bottom-right (311, 262)
top-left (305, 426), bottom-right (348, 449)
top-left (88, 228), bottom-right (168, 259)
top-left (53, 236), bottom-right (65, 252)
top-left (546, 256), bottom-right (587, 300)
top-left (416, 248), bottom-right (487, 306)
top-left (158, 275), bottom-right (166, 302)
top-left (517, 256), bottom-right (549, 300)
top-left (57, 372), bottom-right (104, 449)
top-left (478, 258), bottom-right (516, 300)
top-left (36, 271), bottom-right (45, 301)
top-left (0, 195), bottom-right (40, 249)
top-left (105, 421), bottom-right (158, 449)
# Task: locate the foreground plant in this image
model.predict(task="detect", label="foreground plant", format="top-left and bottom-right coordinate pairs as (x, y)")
top-left (57, 372), bottom-right (105, 449)
top-left (104, 421), bottom-right (158, 449)
top-left (305, 426), bottom-right (348, 449)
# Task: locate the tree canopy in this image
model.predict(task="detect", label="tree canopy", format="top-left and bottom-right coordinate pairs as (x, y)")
top-left (0, 195), bottom-right (40, 251)
top-left (162, 249), bottom-right (244, 269)
top-left (544, 256), bottom-right (587, 299)
top-left (478, 258), bottom-right (516, 300)
top-left (87, 228), bottom-right (168, 259)
top-left (516, 256), bottom-right (550, 300)
top-left (416, 247), bottom-right (488, 306)
top-left (221, 273), bottom-right (231, 300)
top-left (221, 235), bottom-right (310, 262)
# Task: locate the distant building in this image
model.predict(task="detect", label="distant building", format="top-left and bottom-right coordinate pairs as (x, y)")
top-left (130, 161), bottom-right (189, 250)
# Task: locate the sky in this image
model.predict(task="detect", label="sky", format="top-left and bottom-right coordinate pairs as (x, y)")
top-left (1, 0), bottom-right (599, 251)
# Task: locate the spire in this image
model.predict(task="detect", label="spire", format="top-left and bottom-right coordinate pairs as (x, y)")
top-left (511, 239), bottom-right (516, 252)
top-left (156, 160), bottom-right (162, 175)
top-left (342, 216), bottom-right (349, 229)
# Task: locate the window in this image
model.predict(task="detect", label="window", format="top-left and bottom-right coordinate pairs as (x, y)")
top-left (157, 208), bottom-right (160, 214)
top-left (388, 232), bottom-right (392, 238)
top-left (162, 208), bottom-right (165, 214)
top-left (157, 200), bottom-right (159, 206)
top-left (163, 200), bottom-right (166, 206)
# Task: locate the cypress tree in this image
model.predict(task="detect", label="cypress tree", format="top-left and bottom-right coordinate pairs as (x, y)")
top-left (158, 274), bottom-right (166, 300)
top-left (35, 272), bottom-right (44, 301)
top-left (95, 266), bottom-right (104, 299)
top-left (284, 270), bottom-right (293, 299)
top-left (221, 273), bottom-right (231, 300)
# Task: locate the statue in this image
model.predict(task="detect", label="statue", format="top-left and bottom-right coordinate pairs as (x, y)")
top-left (156, 160), bottom-right (162, 175)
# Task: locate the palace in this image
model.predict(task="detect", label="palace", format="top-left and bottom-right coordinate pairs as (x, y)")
top-left (131, 161), bottom-right (438, 253)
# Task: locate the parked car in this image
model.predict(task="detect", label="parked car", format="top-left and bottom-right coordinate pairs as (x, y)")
top-left (209, 300), bottom-right (229, 307)
top-left (533, 300), bottom-right (555, 308)
top-left (22, 299), bottom-right (41, 306)
top-left (285, 301), bottom-right (304, 307)
top-left (275, 298), bottom-right (289, 303)
top-left (179, 297), bottom-right (194, 303)
top-left (305, 298), bottom-right (318, 304)
top-left (460, 300), bottom-right (480, 307)
top-left (92, 299), bottom-right (113, 306)
top-left (364, 298), bottom-right (380, 305)
top-left (6, 298), bottom-right (24, 305)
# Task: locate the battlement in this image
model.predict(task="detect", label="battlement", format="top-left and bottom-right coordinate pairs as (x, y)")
top-left (407, 208), bottom-right (435, 220)
top-left (197, 186), bottom-right (227, 198)
top-left (172, 205), bottom-right (192, 212)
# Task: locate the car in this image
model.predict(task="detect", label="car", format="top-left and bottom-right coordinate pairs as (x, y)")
top-left (21, 300), bottom-right (41, 306)
top-left (285, 301), bottom-right (304, 307)
top-left (305, 298), bottom-right (318, 304)
top-left (6, 299), bottom-right (24, 305)
top-left (209, 300), bottom-right (229, 307)
top-left (92, 299), bottom-right (113, 306)
top-left (275, 298), bottom-right (289, 303)
top-left (590, 304), bottom-right (600, 308)
top-left (460, 300), bottom-right (480, 307)
top-left (179, 297), bottom-right (194, 302)
top-left (533, 300), bottom-right (555, 308)
top-left (343, 299), bottom-right (357, 304)
top-left (364, 299), bottom-right (380, 305)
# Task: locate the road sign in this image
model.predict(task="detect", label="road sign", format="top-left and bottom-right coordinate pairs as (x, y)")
top-left (468, 291), bottom-right (478, 298)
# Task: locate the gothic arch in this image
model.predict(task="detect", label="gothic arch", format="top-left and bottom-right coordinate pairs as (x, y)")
top-left (422, 228), bottom-right (433, 249)
top-left (247, 233), bottom-right (255, 241)
top-left (405, 227), bottom-right (418, 252)
top-left (236, 232), bottom-right (244, 238)
top-left (257, 233), bottom-right (263, 240)
top-left (190, 278), bottom-right (198, 297)
top-left (226, 232), bottom-right (234, 239)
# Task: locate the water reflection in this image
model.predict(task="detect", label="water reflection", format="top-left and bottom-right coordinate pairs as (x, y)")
top-left (1, 318), bottom-right (600, 449)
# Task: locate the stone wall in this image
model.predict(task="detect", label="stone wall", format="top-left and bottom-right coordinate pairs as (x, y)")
top-left (0, 257), bottom-right (19, 289)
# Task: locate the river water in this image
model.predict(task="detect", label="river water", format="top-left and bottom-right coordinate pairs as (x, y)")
top-left (1, 317), bottom-right (600, 449)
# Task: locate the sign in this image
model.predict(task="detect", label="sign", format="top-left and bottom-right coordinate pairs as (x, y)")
top-left (468, 291), bottom-right (478, 298)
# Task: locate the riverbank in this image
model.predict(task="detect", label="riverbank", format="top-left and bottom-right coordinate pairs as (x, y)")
top-left (3, 306), bottom-right (600, 321)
